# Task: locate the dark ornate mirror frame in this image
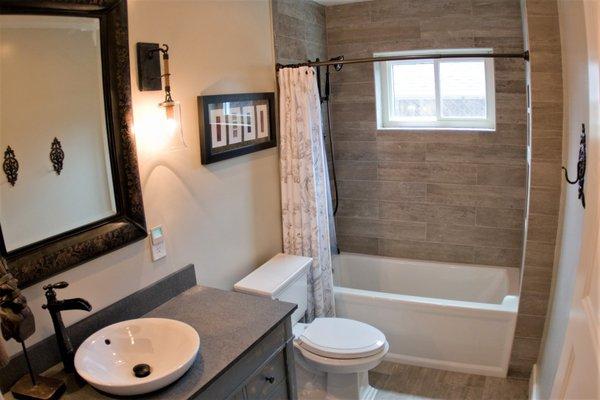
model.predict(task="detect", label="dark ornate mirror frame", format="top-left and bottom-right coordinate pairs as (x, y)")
top-left (0, 0), bottom-right (147, 288)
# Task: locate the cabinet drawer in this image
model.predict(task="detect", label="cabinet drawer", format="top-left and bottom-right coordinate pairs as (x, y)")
top-left (196, 322), bottom-right (287, 400)
top-left (245, 351), bottom-right (287, 400)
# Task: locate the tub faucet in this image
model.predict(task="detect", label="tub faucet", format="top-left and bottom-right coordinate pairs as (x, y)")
top-left (42, 281), bottom-right (92, 373)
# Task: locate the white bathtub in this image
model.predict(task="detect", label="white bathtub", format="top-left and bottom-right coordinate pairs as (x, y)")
top-left (333, 252), bottom-right (519, 377)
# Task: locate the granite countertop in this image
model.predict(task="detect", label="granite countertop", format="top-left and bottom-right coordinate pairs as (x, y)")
top-left (6, 285), bottom-right (296, 400)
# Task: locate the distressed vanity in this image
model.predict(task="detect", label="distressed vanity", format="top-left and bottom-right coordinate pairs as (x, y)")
top-left (1, 267), bottom-right (298, 400)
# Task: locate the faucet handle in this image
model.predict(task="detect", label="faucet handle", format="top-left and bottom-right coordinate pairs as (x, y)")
top-left (43, 281), bottom-right (69, 291)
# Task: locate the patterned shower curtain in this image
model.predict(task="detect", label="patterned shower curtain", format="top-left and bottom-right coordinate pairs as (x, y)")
top-left (278, 66), bottom-right (335, 320)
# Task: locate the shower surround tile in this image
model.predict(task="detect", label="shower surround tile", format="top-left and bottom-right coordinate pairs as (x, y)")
top-left (274, 0), bottom-right (563, 381)
top-left (325, 0), bottom-right (527, 270)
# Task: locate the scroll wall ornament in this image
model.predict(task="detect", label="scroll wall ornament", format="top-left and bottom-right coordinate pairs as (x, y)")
top-left (3, 146), bottom-right (18, 186)
top-left (562, 123), bottom-right (587, 208)
top-left (50, 137), bottom-right (64, 175)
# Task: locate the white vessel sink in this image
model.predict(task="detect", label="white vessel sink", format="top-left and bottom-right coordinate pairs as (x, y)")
top-left (75, 318), bottom-right (200, 396)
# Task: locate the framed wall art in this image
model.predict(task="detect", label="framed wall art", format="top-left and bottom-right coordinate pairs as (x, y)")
top-left (198, 92), bottom-right (276, 164)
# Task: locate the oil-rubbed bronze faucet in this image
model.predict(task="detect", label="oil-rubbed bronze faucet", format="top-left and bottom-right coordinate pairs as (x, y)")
top-left (42, 282), bottom-right (92, 373)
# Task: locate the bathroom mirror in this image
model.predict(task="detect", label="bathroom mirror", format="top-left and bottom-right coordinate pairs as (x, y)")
top-left (0, 0), bottom-right (146, 287)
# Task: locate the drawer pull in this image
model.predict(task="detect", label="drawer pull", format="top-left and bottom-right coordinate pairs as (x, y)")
top-left (265, 376), bottom-right (275, 384)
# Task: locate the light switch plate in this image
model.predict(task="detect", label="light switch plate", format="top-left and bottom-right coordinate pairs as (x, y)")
top-left (150, 226), bottom-right (166, 261)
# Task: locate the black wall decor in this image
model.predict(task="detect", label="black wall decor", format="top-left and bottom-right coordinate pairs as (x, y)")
top-left (50, 137), bottom-right (64, 175)
top-left (562, 123), bottom-right (587, 208)
top-left (0, 0), bottom-right (147, 288)
top-left (3, 146), bottom-right (18, 186)
top-left (198, 92), bottom-right (277, 164)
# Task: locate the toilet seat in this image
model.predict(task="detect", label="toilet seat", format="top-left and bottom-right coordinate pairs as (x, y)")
top-left (297, 318), bottom-right (387, 359)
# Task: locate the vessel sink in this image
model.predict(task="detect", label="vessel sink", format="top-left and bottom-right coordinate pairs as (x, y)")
top-left (75, 318), bottom-right (200, 396)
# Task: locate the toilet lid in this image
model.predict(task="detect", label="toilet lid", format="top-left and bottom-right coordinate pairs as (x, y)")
top-left (298, 318), bottom-right (387, 359)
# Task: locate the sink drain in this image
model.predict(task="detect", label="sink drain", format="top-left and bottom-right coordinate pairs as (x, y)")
top-left (133, 363), bottom-right (152, 378)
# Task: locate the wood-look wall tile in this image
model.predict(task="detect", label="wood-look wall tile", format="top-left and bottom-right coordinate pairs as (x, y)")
top-left (496, 80), bottom-right (526, 94)
top-left (325, 2), bottom-right (372, 28)
top-left (406, 0), bottom-right (473, 17)
top-left (526, 0), bottom-right (559, 16)
top-left (427, 224), bottom-right (523, 249)
top-left (331, 127), bottom-right (376, 141)
top-left (527, 213), bottom-right (559, 244)
top-left (476, 164), bottom-right (526, 187)
top-left (477, 124), bottom-right (527, 146)
top-left (519, 291), bottom-right (550, 316)
top-left (531, 161), bottom-right (561, 188)
top-left (532, 101), bottom-right (563, 131)
top-left (531, 72), bottom-right (563, 101)
top-left (427, 183), bottom-right (526, 209)
top-left (528, 16), bottom-right (561, 45)
top-left (379, 239), bottom-right (475, 264)
top-left (378, 181), bottom-right (427, 202)
top-left (529, 187), bottom-right (561, 215)
top-left (337, 198), bottom-right (379, 219)
top-left (522, 265), bottom-right (553, 293)
top-left (275, 35), bottom-right (307, 61)
top-left (331, 82), bottom-right (375, 103)
top-left (476, 208), bottom-right (525, 228)
top-left (380, 202), bottom-right (476, 225)
top-left (335, 160), bottom-right (378, 180)
top-left (530, 51), bottom-right (563, 73)
top-left (524, 241), bottom-right (556, 269)
top-left (426, 143), bottom-right (525, 164)
top-left (378, 162), bottom-right (476, 184)
top-left (515, 314), bottom-right (546, 339)
top-left (511, 337), bottom-right (541, 360)
top-left (338, 180), bottom-right (378, 200)
top-left (472, 0), bottom-right (521, 17)
top-left (336, 217), bottom-right (427, 241)
top-left (420, 15), bottom-right (475, 39)
top-left (377, 141), bottom-right (427, 162)
top-left (276, 14), bottom-right (307, 41)
top-left (376, 130), bottom-right (480, 144)
top-left (334, 141), bottom-right (378, 161)
top-left (532, 137), bottom-right (562, 161)
top-left (327, 21), bottom-right (421, 45)
top-left (473, 247), bottom-right (522, 268)
top-left (336, 234), bottom-right (379, 255)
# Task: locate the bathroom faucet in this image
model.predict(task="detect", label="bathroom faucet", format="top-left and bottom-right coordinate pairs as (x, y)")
top-left (42, 281), bottom-right (92, 373)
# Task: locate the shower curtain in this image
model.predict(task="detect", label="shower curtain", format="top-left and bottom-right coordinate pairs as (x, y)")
top-left (278, 66), bottom-right (335, 320)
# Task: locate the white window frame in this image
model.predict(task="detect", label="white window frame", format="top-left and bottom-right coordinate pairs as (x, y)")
top-left (374, 49), bottom-right (496, 131)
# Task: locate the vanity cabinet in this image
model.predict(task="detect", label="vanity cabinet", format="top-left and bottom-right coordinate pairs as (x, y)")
top-left (195, 319), bottom-right (297, 400)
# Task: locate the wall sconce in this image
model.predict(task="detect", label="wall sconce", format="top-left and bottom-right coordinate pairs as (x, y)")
top-left (136, 42), bottom-right (186, 150)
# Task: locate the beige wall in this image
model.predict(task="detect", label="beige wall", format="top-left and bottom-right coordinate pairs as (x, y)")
top-left (324, 0), bottom-right (527, 268)
top-left (4, 0), bottom-right (282, 357)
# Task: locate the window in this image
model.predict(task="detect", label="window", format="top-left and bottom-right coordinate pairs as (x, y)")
top-left (375, 49), bottom-right (496, 130)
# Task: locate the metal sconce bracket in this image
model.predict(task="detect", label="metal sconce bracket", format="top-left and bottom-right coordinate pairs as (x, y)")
top-left (562, 123), bottom-right (587, 208)
top-left (3, 146), bottom-right (18, 186)
top-left (136, 42), bottom-right (162, 91)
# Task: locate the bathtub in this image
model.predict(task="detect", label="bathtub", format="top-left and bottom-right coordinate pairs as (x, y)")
top-left (333, 252), bottom-right (519, 377)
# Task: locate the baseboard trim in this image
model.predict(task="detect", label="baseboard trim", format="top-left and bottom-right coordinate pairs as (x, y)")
top-left (384, 352), bottom-right (507, 378)
top-left (530, 364), bottom-right (540, 400)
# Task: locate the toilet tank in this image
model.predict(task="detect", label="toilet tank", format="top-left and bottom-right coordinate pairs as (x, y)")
top-left (234, 253), bottom-right (311, 324)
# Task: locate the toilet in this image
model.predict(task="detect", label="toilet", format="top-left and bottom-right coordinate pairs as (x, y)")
top-left (234, 253), bottom-right (389, 400)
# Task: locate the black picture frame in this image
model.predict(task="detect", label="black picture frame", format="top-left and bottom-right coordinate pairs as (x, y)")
top-left (198, 92), bottom-right (277, 164)
top-left (0, 0), bottom-right (147, 288)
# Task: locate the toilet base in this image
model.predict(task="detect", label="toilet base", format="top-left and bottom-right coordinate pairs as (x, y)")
top-left (326, 371), bottom-right (377, 400)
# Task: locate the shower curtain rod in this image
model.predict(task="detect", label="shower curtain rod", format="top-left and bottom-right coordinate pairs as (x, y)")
top-left (276, 50), bottom-right (529, 70)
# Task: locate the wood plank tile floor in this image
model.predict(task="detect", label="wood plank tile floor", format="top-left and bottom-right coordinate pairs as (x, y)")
top-left (369, 362), bottom-right (530, 400)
